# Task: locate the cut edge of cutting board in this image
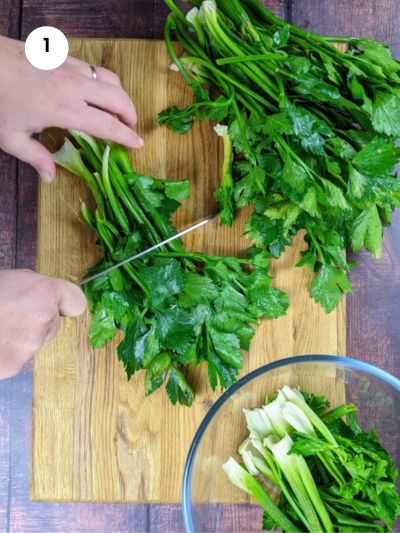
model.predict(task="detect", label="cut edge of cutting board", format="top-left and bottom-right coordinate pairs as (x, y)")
top-left (31, 38), bottom-right (346, 504)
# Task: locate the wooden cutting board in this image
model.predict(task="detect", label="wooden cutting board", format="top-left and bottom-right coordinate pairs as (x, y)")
top-left (32, 39), bottom-right (345, 503)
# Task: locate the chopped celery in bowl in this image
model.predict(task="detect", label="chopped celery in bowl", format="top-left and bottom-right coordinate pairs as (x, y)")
top-left (182, 355), bottom-right (400, 532)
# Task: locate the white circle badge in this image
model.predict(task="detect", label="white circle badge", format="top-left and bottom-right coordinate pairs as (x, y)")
top-left (25, 26), bottom-right (69, 70)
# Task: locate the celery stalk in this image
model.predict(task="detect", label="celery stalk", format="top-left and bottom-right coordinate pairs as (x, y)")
top-left (223, 458), bottom-right (300, 533)
top-left (266, 434), bottom-right (324, 532)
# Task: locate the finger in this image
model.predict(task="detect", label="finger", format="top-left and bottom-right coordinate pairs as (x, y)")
top-left (63, 55), bottom-right (95, 76)
top-left (68, 105), bottom-right (143, 148)
top-left (44, 314), bottom-right (61, 342)
top-left (64, 68), bottom-right (135, 125)
top-left (64, 58), bottom-right (122, 87)
top-left (1, 134), bottom-right (56, 182)
top-left (50, 278), bottom-right (87, 317)
top-left (83, 79), bottom-right (137, 128)
top-left (93, 67), bottom-right (123, 87)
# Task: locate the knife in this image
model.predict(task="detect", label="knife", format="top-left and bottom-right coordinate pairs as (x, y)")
top-left (77, 214), bottom-right (216, 287)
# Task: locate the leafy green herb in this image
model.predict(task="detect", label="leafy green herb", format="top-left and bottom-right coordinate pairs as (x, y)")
top-left (157, 106), bottom-right (194, 134)
top-left (54, 132), bottom-right (288, 406)
top-left (310, 265), bottom-right (352, 313)
top-left (224, 386), bottom-right (400, 532)
top-left (160, 0), bottom-right (400, 311)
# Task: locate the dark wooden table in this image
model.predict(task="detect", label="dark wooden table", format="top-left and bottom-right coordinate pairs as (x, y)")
top-left (0, 1), bottom-right (399, 531)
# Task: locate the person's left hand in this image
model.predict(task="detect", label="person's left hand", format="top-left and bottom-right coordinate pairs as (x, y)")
top-left (0, 35), bottom-right (143, 182)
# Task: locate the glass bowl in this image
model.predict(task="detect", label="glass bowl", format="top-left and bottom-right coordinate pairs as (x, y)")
top-left (182, 355), bottom-right (400, 532)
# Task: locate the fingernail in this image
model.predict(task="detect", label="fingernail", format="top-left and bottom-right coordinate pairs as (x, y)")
top-left (137, 136), bottom-right (144, 148)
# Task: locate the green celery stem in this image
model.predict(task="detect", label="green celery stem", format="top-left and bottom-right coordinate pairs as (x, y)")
top-left (101, 146), bottom-right (131, 233)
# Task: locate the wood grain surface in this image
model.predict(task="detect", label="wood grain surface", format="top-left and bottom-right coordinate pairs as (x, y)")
top-left (20, 0), bottom-right (287, 39)
top-left (291, 0), bottom-right (400, 56)
top-left (32, 38), bottom-right (345, 504)
top-left (0, 4), bottom-right (21, 532)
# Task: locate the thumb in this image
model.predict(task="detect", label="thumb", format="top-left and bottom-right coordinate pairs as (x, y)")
top-left (2, 133), bottom-right (56, 182)
top-left (50, 278), bottom-right (87, 317)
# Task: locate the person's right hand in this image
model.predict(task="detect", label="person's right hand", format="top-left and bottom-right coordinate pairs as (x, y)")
top-left (0, 35), bottom-right (143, 182)
top-left (0, 269), bottom-right (86, 379)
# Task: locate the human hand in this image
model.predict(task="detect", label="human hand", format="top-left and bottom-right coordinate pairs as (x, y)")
top-left (0, 269), bottom-right (86, 379)
top-left (0, 35), bottom-right (142, 182)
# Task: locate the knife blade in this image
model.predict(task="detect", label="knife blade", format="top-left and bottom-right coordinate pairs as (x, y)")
top-left (77, 214), bottom-right (216, 287)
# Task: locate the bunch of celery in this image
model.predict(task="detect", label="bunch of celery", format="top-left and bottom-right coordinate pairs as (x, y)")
top-left (53, 131), bottom-right (288, 406)
top-left (159, 0), bottom-right (400, 312)
top-left (224, 387), bottom-right (400, 532)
